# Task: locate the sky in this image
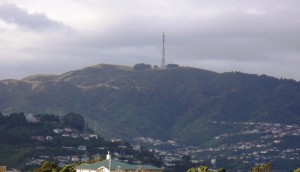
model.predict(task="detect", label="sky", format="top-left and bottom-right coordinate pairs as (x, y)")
top-left (0, 0), bottom-right (300, 80)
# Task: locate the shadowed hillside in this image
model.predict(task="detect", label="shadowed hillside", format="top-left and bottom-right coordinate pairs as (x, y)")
top-left (1, 64), bottom-right (300, 145)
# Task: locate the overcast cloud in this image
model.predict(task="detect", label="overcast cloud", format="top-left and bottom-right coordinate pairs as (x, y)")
top-left (0, 0), bottom-right (300, 80)
top-left (0, 3), bottom-right (70, 32)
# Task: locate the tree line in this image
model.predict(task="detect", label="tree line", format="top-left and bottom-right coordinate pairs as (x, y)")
top-left (133, 63), bottom-right (180, 70)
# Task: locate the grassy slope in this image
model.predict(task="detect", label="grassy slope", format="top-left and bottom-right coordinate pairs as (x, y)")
top-left (1, 64), bottom-right (300, 145)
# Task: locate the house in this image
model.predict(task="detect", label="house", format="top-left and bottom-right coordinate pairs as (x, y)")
top-left (53, 129), bottom-right (63, 134)
top-left (62, 133), bottom-right (70, 137)
top-left (46, 136), bottom-right (53, 141)
top-left (72, 156), bottom-right (80, 162)
top-left (76, 152), bottom-right (163, 172)
top-left (64, 128), bottom-right (73, 132)
top-left (90, 134), bottom-right (98, 139)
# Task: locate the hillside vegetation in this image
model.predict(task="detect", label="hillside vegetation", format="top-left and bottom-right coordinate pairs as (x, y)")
top-left (0, 112), bottom-right (160, 171)
top-left (1, 64), bottom-right (300, 145)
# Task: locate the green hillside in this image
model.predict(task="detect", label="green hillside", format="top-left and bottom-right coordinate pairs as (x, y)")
top-left (1, 64), bottom-right (300, 145)
top-left (0, 112), bottom-right (160, 171)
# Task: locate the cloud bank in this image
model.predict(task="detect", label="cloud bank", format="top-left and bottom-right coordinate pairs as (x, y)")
top-left (0, 1), bottom-right (300, 80)
top-left (0, 3), bottom-right (69, 32)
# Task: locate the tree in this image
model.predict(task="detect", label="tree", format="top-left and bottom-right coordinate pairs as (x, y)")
top-left (0, 111), bottom-right (5, 124)
top-left (250, 163), bottom-right (272, 172)
top-left (166, 64), bottom-right (179, 68)
top-left (187, 165), bottom-right (210, 172)
top-left (217, 168), bottom-right (226, 172)
top-left (133, 63), bottom-right (152, 70)
top-left (34, 161), bottom-right (58, 172)
top-left (187, 165), bottom-right (227, 172)
top-left (294, 168), bottom-right (300, 172)
top-left (59, 165), bottom-right (76, 172)
top-left (35, 114), bottom-right (60, 124)
top-left (198, 165), bottom-right (209, 172)
top-left (187, 167), bottom-right (198, 172)
top-left (6, 112), bottom-right (27, 128)
top-left (181, 155), bottom-right (191, 163)
top-left (62, 113), bottom-right (85, 131)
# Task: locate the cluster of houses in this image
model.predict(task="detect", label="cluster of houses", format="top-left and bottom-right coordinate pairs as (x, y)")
top-left (27, 127), bottom-right (102, 166)
top-left (212, 121), bottom-right (300, 140)
top-left (26, 131), bottom-right (161, 170)
top-left (53, 128), bottom-right (98, 139)
top-left (134, 137), bottom-right (178, 147)
top-left (135, 121), bottom-right (300, 169)
top-left (26, 154), bottom-right (99, 167)
top-left (30, 127), bottom-right (98, 142)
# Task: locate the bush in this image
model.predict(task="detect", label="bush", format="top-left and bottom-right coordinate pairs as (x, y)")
top-left (133, 63), bottom-right (152, 70)
top-left (166, 64), bottom-right (179, 68)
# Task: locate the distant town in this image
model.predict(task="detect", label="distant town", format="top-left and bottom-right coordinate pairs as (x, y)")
top-left (2, 112), bottom-right (300, 171)
top-left (134, 121), bottom-right (300, 169)
top-left (0, 112), bottom-right (160, 171)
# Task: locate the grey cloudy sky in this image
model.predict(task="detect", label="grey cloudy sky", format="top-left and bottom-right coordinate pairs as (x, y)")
top-left (0, 0), bottom-right (300, 80)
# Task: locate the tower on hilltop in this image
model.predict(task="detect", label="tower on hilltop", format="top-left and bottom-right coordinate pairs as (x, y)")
top-left (161, 32), bottom-right (166, 68)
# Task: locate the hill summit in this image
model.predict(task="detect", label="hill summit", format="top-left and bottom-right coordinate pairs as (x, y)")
top-left (1, 64), bottom-right (300, 145)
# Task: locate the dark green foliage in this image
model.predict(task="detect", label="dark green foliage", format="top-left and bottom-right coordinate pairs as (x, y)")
top-left (34, 161), bottom-right (58, 172)
top-left (0, 111), bottom-right (5, 124)
top-left (34, 161), bottom-right (79, 172)
top-left (59, 165), bottom-right (75, 172)
top-left (187, 165), bottom-right (210, 172)
top-left (187, 166), bottom-right (234, 172)
top-left (35, 114), bottom-right (60, 124)
top-left (166, 64), bottom-right (179, 68)
top-left (133, 63), bottom-right (152, 70)
top-left (217, 168), bottom-right (226, 172)
top-left (6, 112), bottom-right (27, 128)
top-left (172, 155), bottom-right (193, 172)
top-left (62, 113), bottom-right (85, 131)
top-left (1, 64), bottom-right (300, 145)
top-left (294, 168), bottom-right (300, 172)
top-left (0, 111), bottom-right (161, 171)
top-left (250, 163), bottom-right (272, 172)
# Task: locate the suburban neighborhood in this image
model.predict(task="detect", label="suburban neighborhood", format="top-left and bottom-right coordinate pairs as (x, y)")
top-left (135, 121), bottom-right (300, 169)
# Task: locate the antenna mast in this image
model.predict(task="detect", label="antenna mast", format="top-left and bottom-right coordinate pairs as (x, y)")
top-left (161, 32), bottom-right (166, 68)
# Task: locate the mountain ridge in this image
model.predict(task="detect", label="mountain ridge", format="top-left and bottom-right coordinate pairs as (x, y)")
top-left (1, 63), bottom-right (300, 145)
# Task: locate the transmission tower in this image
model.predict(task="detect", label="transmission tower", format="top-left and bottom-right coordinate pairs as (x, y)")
top-left (161, 32), bottom-right (166, 68)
